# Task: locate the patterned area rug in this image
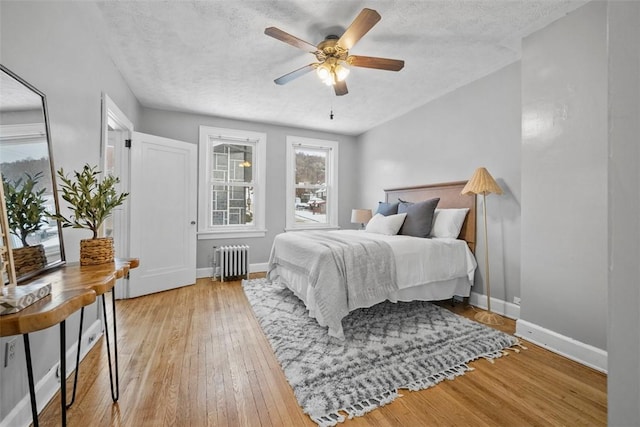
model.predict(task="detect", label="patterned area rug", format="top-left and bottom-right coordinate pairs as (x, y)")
top-left (242, 278), bottom-right (520, 427)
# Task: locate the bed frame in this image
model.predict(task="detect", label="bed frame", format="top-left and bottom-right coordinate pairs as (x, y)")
top-left (384, 181), bottom-right (477, 253)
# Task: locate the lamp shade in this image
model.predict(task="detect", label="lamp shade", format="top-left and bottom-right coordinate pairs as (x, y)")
top-left (461, 167), bottom-right (503, 195)
top-left (351, 209), bottom-right (372, 224)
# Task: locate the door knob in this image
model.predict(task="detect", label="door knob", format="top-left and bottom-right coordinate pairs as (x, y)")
top-left (190, 221), bottom-right (196, 225)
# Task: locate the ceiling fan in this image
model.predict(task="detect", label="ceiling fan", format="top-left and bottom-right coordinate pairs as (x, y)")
top-left (265, 8), bottom-right (404, 96)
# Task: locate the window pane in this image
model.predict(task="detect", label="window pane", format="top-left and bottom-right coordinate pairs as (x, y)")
top-left (209, 184), bottom-right (254, 226)
top-left (294, 147), bottom-right (328, 225)
top-left (213, 169), bottom-right (226, 181)
top-left (211, 210), bottom-right (226, 226)
top-left (212, 143), bottom-right (253, 183)
top-left (295, 148), bottom-right (326, 185)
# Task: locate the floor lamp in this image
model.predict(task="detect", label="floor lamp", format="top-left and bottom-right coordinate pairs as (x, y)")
top-left (461, 167), bottom-right (504, 326)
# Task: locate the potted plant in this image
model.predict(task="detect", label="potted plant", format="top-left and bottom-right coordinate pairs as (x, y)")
top-left (49, 164), bottom-right (128, 265)
top-left (2, 171), bottom-right (49, 276)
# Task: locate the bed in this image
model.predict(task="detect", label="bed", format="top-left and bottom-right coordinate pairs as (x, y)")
top-left (267, 181), bottom-right (477, 339)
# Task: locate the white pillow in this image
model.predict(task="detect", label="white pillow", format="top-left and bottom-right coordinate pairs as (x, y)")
top-left (365, 213), bottom-right (407, 235)
top-left (429, 208), bottom-right (469, 238)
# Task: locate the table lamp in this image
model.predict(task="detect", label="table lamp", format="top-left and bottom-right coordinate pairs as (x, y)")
top-left (351, 209), bottom-right (372, 229)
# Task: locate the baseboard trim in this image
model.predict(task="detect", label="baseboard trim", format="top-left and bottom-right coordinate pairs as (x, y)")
top-left (515, 319), bottom-right (607, 373)
top-left (0, 319), bottom-right (103, 427)
top-left (196, 263), bottom-right (268, 279)
top-left (251, 263), bottom-right (268, 273)
top-left (195, 267), bottom-right (212, 279)
top-left (469, 291), bottom-right (520, 320)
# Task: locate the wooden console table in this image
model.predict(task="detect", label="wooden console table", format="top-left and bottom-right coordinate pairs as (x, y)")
top-left (0, 258), bottom-right (139, 427)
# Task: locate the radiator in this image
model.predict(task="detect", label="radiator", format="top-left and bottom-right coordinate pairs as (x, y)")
top-left (214, 245), bottom-right (250, 282)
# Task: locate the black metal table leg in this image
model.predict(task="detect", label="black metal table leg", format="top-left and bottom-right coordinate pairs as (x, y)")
top-left (23, 334), bottom-right (39, 427)
top-left (66, 307), bottom-right (84, 409)
top-left (102, 292), bottom-right (119, 402)
top-left (60, 320), bottom-right (67, 427)
top-left (23, 321), bottom-right (69, 426)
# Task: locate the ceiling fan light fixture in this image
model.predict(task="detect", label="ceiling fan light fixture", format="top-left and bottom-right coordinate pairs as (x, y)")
top-left (334, 61), bottom-right (350, 82)
top-left (266, 8), bottom-right (402, 95)
top-left (316, 62), bottom-right (332, 81)
top-left (322, 74), bottom-right (335, 86)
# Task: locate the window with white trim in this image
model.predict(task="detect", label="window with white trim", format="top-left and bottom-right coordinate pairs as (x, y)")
top-left (198, 126), bottom-right (266, 239)
top-left (286, 136), bottom-right (338, 230)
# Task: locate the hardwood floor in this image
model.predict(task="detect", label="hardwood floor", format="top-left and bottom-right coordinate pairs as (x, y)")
top-left (36, 274), bottom-right (606, 426)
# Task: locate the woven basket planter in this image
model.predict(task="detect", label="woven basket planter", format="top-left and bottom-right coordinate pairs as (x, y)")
top-left (13, 244), bottom-right (47, 277)
top-left (80, 237), bottom-right (114, 266)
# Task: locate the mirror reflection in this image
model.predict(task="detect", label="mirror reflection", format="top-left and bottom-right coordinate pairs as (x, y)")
top-left (0, 65), bottom-right (65, 283)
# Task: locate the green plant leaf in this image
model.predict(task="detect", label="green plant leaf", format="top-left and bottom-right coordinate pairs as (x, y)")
top-left (2, 171), bottom-right (48, 246)
top-left (48, 164), bottom-right (129, 239)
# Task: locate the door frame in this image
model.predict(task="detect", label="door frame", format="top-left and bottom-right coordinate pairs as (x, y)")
top-left (101, 93), bottom-right (133, 298)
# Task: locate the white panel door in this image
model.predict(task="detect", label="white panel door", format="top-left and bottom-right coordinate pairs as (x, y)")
top-left (128, 132), bottom-right (197, 297)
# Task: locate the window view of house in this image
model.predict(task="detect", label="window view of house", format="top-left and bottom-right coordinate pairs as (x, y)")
top-left (285, 135), bottom-right (337, 230)
top-left (210, 143), bottom-right (254, 226)
top-left (293, 146), bottom-right (328, 225)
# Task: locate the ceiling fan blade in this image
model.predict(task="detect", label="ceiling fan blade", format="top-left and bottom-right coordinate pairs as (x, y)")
top-left (349, 55), bottom-right (405, 71)
top-left (338, 8), bottom-right (381, 50)
top-left (334, 80), bottom-right (348, 96)
top-left (265, 27), bottom-right (318, 52)
top-left (274, 64), bottom-right (316, 85)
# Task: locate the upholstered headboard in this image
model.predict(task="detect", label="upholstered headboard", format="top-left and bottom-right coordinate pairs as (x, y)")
top-left (384, 181), bottom-right (477, 253)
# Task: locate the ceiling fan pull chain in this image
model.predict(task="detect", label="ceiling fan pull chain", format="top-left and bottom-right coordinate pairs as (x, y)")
top-left (329, 94), bottom-right (335, 120)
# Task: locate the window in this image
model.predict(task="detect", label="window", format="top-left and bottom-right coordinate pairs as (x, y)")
top-left (286, 136), bottom-right (338, 230)
top-left (198, 126), bottom-right (266, 239)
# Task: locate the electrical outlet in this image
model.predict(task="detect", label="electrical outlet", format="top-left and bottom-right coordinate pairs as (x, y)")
top-left (513, 296), bottom-right (521, 306)
top-left (4, 338), bottom-right (17, 367)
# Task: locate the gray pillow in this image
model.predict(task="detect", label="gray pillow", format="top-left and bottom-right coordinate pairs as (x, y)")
top-left (397, 198), bottom-right (440, 237)
top-left (376, 201), bottom-right (399, 216)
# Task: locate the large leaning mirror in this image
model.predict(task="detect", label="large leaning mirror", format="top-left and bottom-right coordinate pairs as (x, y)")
top-left (0, 64), bottom-right (65, 283)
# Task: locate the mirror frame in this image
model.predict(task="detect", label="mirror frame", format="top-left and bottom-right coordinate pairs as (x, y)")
top-left (1, 64), bottom-right (66, 282)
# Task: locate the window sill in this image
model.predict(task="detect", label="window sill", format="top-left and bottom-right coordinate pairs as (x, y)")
top-left (197, 229), bottom-right (267, 240)
top-left (284, 225), bottom-right (340, 232)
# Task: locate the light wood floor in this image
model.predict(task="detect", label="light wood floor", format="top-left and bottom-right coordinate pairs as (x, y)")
top-left (36, 274), bottom-right (606, 426)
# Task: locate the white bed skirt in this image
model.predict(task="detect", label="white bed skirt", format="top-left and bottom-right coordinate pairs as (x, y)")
top-left (272, 265), bottom-right (472, 334)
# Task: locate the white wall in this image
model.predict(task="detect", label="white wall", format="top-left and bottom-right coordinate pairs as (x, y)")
top-left (607, 1), bottom-right (640, 424)
top-left (138, 107), bottom-right (359, 269)
top-left (357, 62), bottom-right (522, 305)
top-left (0, 1), bottom-right (141, 423)
top-left (519, 1), bottom-right (608, 352)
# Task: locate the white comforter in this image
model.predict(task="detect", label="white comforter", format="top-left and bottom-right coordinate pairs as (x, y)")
top-left (267, 230), bottom-right (477, 339)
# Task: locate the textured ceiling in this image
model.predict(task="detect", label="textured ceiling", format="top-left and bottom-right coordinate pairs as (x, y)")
top-left (92, 1), bottom-right (587, 136)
